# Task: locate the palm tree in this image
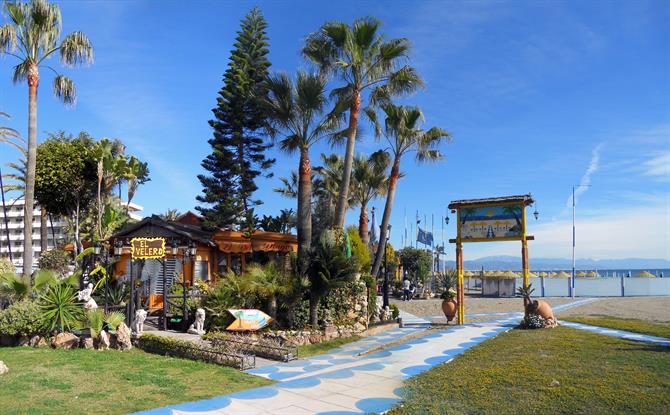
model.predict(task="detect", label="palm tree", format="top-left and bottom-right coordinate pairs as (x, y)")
top-left (273, 172), bottom-right (299, 199)
top-left (0, 112), bottom-right (20, 262)
top-left (369, 105), bottom-right (451, 277)
top-left (159, 209), bottom-right (181, 222)
top-left (351, 150), bottom-right (390, 246)
top-left (123, 156), bottom-right (150, 209)
top-left (261, 71), bottom-right (340, 274)
top-left (0, 0), bottom-right (93, 282)
top-left (93, 138), bottom-right (125, 239)
top-left (303, 17), bottom-right (423, 228)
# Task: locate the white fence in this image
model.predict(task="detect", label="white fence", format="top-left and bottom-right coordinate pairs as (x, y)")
top-left (479, 276), bottom-right (670, 297)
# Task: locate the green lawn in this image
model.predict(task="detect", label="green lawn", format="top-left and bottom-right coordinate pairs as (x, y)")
top-left (0, 347), bottom-right (272, 415)
top-left (297, 335), bottom-right (362, 357)
top-left (390, 327), bottom-right (670, 415)
top-left (563, 315), bottom-right (670, 339)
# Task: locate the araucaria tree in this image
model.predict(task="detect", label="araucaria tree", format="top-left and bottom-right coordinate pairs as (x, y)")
top-left (303, 16), bottom-right (422, 228)
top-left (262, 71), bottom-right (340, 274)
top-left (0, 0), bottom-right (93, 282)
top-left (197, 7), bottom-right (274, 230)
top-left (369, 105), bottom-right (450, 278)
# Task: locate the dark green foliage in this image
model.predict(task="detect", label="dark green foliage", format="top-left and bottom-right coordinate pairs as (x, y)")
top-left (0, 299), bottom-right (44, 337)
top-left (38, 248), bottom-right (71, 274)
top-left (40, 283), bottom-right (83, 332)
top-left (137, 334), bottom-right (253, 369)
top-left (439, 269), bottom-right (457, 300)
top-left (389, 303), bottom-right (400, 320)
top-left (519, 314), bottom-right (545, 329)
top-left (197, 7), bottom-right (275, 229)
top-left (34, 131), bottom-right (97, 218)
top-left (398, 247), bottom-right (432, 284)
top-left (258, 209), bottom-right (296, 233)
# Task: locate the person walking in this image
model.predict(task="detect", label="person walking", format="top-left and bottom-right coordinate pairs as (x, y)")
top-left (402, 278), bottom-right (411, 301)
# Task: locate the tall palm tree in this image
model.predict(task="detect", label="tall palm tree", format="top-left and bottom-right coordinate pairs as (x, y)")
top-left (261, 71), bottom-right (340, 274)
top-left (0, 112), bottom-right (20, 262)
top-left (369, 105), bottom-right (451, 277)
top-left (351, 150), bottom-right (390, 246)
top-left (0, 0), bottom-right (93, 282)
top-left (303, 17), bottom-right (423, 228)
top-left (159, 209), bottom-right (181, 222)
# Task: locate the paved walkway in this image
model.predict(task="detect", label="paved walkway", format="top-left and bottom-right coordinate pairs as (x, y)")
top-left (133, 298), bottom-right (668, 415)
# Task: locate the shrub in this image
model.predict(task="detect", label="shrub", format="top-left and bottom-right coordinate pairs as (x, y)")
top-left (519, 314), bottom-right (545, 329)
top-left (389, 303), bottom-right (400, 320)
top-left (0, 258), bottom-right (15, 275)
top-left (38, 248), bottom-right (71, 274)
top-left (137, 334), bottom-right (254, 369)
top-left (347, 226), bottom-right (370, 272)
top-left (0, 299), bottom-right (45, 337)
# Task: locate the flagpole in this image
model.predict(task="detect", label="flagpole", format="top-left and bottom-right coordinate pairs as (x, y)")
top-left (431, 213), bottom-right (435, 292)
top-left (415, 210), bottom-right (419, 249)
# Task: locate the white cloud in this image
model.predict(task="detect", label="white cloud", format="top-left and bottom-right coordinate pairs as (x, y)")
top-left (642, 152), bottom-right (670, 182)
top-left (566, 143), bottom-right (603, 207)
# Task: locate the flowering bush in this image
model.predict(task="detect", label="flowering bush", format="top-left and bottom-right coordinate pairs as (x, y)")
top-left (0, 299), bottom-right (45, 337)
top-left (519, 314), bottom-right (546, 329)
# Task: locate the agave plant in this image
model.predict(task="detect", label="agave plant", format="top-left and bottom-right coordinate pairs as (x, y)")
top-left (40, 283), bottom-right (83, 332)
top-left (440, 269), bottom-right (458, 300)
top-left (105, 311), bottom-right (125, 331)
top-left (516, 283), bottom-right (536, 317)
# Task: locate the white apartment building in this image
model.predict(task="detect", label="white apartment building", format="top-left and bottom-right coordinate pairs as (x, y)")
top-left (0, 198), bottom-right (143, 273)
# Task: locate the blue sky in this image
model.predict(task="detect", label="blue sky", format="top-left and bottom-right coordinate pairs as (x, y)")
top-left (1, 1), bottom-right (668, 261)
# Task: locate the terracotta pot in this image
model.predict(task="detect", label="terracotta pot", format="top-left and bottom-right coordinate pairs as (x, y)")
top-left (441, 299), bottom-right (458, 322)
top-left (533, 300), bottom-right (555, 320)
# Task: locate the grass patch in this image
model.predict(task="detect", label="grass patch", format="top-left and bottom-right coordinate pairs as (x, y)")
top-left (390, 327), bottom-right (670, 415)
top-left (0, 347), bottom-right (272, 415)
top-left (563, 315), bottom-right (670, 339)
top-left (298, 335), bottom-right (362, 357)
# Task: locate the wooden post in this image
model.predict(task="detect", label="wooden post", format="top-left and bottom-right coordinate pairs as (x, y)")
top-left (522, 239), bottom-right (529, 288)
top-left (456, 242), bottom-right (465, 324)
top-left (162, 258), bottom-right (167, 330)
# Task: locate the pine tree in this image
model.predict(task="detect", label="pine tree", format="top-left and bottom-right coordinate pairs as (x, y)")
top-left (197, 7), bottom-right (274, 229)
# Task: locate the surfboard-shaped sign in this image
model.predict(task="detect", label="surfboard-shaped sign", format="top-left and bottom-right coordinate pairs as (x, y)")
top-left (226, 309), bottom-right (272, 331)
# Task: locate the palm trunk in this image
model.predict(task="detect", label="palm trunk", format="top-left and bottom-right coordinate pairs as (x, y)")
top-left (40, 207), bottom-right (48, 254)
top-left (309, 293), bottom-right (319, 328)
top-left (269, 295), bottom-right (277, 320)
top-left (297, 148), bottom-right (312, 275)
top-left (334, 90), bottom-right (360, 227)
top-left (23, 67), bottom-right (39, 289)
top-left (371, 156), bottom-right (400, 278)
top-left (359, 203), bottom-right (369, 245)
top-left (74, 200), bottom-right (81, 256)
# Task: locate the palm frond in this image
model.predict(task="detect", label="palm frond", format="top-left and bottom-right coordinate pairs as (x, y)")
top-left (0, 23), bottom-right (18, 53)
top-left (53, 74), bottom-right (76, 105)
top-left (58, 31), bottom-right (93, 66)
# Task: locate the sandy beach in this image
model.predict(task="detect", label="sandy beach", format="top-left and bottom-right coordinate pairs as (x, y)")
top-left (393, 296), bottom-right (670, 324)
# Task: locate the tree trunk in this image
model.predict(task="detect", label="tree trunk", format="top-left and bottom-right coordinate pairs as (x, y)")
top-left (359, 203), bottom-right (369, 245)
top-left (97, 161), bottom-right (103, 239)
top-left (23, 66), bottom-right (39, 289)
top-left (297, 148), bottom-right (312, 275)
top-left (40, 207), bottom-right (48, 254)
top-left (309, 294), bottom-right (319, 328)
top-left (74, 200), bottom-right (81, 256)
top-left (269, 295), bottom-right (277, 320)
top-left (371, 156), bottom-right (401, 278)
top-left (334, 91), bottom-right (360, 227)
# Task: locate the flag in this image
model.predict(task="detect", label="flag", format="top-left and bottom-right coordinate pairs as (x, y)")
top-left (369, 207), bottom-right (378, 245)
top-left (417, 227), bottom-right (434, 245)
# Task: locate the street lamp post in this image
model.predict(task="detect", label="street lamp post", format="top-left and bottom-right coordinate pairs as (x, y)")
top-left (572, 185), bottom-right (590, 298)
top-left (382, 224), bottom-right (391, 308)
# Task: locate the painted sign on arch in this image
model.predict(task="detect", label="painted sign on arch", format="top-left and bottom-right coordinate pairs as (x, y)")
top-left (459, 204), bottom-right (524, 241)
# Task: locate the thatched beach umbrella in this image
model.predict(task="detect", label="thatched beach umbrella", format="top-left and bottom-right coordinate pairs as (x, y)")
top-left (556, 271), bottom-right (571, 278)
top-left (586, 271), bottom-right (600, 278)
top-left (577, 271), bottom-right (587, 277)
top-left (635, 271), bottom-right (655, 278)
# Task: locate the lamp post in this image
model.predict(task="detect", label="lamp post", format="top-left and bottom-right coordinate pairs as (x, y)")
top-left (572, 185), bottom-right (590, 298)
top-left (383, 224), bottom-right (391, 308)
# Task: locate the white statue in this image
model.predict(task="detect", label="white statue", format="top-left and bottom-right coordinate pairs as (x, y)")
top-left (131, 309), bottom-right (147, 337)
top-left (188, 308), bottom-right (206, 335)
top-left (77, 283), bottom-right (98, 310)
